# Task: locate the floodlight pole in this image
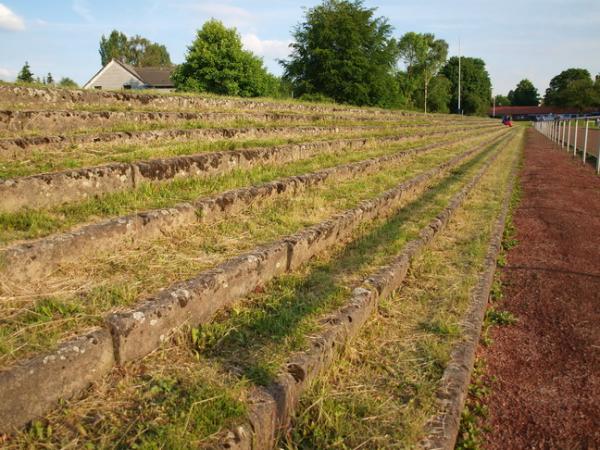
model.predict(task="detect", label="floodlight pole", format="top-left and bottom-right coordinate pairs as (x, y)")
top-left (458, 38), bottom-right (461, 115)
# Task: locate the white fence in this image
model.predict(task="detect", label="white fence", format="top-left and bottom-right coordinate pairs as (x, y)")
top-left (534, 116), bottom-right (600, 174)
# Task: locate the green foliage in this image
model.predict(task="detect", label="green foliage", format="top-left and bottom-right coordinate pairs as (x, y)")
top-left (544, 68), bottom-right (599, 109)
top-left (398, 32), bottom-right (448, 112)
top-left (282, 0), bottom-right (403, 108)
top-left (99, 30), bottom-right (172, 67)
top-left (508, 79), bottom-right (539, 106)
top-left (485, 308), bottom-right (518, 326)
top-left (494, 94), bottom-right (510, 106)
top-left (442, 56), bottom-right (492, 115)
top-left (413, 75), bottom-right (451, 113)
top-left (45, 72), bottom-right (54, 85)
top-left (17, 61), bottom-right (34, 83)
top-left (58, 77), bottom-right (78, 88)
top-left (173, 20), bottom-right (274, 97)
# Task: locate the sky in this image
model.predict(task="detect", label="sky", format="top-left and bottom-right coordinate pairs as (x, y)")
top-left (1, 0), bottom-right (599, 96)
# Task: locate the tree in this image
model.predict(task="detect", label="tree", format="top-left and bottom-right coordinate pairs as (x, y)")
top-left (17, 61), bottom-right (34, 83)
top-left (126, 35), bottom-right (171, 66)
top-left (509, 79), bottom-right (539, 106)
top-left (494, 94), bottom-right (510, 106)
top-left (397, 31), bottom-right (426, 106)
top-left (172, 20), bottom-right (273, 97)
top-left (99, 30), bottom-right (171, 67)
top-left (544, 68), bottom-right (595, 109)
top-left (442, 56), bottom-right (492, 115)
top-left (46, 72), bottom-right (54, 85)
top-left (281, 0), bottom-right (402, 108)
top-left (398, 32), bottom-right (448, 113)
top-left (426, 75), bottom-right (452, 113)
top-left (58, 77), bottom-right (79, 89)
top-left (99, 30), bottom-right (129, 66)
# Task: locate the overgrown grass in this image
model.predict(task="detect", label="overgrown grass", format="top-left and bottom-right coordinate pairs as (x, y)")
top-left (0, 130), bottom-right (491, 243)
top-left (0, 115), bottom-right (410, 140)
top-left (4, 136), bottom-right (512, 448)
top-left (0, 124), bottom-right (470, 179)
top-left (456, 143), bottom-right (524, 449)
top-left (0, 134), bottom-right (497, 368)
top-left (280, 130), bottom-right (523, 449)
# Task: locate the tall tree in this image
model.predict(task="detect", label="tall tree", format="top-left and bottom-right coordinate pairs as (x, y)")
top-left (46, 72), bottom-right (54, 85)
top-left (172, 19), bottom-right (273, 97)
top-left (494, 94), bottom-right (510, 106)
top-left (99, 30), bottom-right (129, 66)
top-left (281, 0), bottom-right (402, 108)
top-left (16, 61), bottom-right (34, 83)
top-left (99, 30), bottom-right (171, 66)
top-left (509, 79), bottom-right (539, 106)
top-left (442, 56), bottom-right (492, 115)
top-left (397, 31), bottom-right (426, 106)
top-left (544, 68), bottom-right (595, 108)
top-left (398, 32), bottom-right (448, 113)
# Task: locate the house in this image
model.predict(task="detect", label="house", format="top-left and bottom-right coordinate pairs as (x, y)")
top-left (83, 58), bottom-right (175, 91)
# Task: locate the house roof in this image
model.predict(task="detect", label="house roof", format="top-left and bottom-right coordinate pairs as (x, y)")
top-left (490, 105), bottom-right (599, 116)
top-left (118, 60), bottom-right (174, 87)
top-left (83, 58), bottom-right (175, 89)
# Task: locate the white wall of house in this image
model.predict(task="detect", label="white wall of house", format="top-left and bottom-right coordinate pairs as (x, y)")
top-left (84, 61), bottom-right (145, 90)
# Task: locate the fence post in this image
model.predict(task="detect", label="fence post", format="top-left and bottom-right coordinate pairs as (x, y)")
top-left (573, 120), bottom-right (579, 156)
top-left (567, 120), bottom-right (572, 151)
top-left (596, 124), bottom-right (600, 174)
top-left (583, 120), bottom-right (590, 163)
top-left (562, 120), bottom-right (567, 147)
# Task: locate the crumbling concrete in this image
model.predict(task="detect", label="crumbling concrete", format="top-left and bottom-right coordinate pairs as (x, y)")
top-left (0, 124), bottom-right (497, 212)
top-left (1, 129), bottom-right (505, 283)
top-left (219, 130), bottom-right (517, 450)
top-left (104, 131), bottom-right (509, 365)
top-left (0, 328), bottom-right (114, 433)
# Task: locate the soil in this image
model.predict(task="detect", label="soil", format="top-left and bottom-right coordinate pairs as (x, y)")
top-left (481, 128), bottom-right (600, 449)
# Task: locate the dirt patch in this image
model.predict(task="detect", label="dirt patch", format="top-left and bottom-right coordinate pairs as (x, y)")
top-left (481, 128), bottom-right (600, 449)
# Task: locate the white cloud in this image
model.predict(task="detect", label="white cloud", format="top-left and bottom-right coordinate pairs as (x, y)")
top-left (72, 0), bottom-right (94, 22)
top-left (0, 3), bottom-right (25, 31)
top-left (0, 67), bottom-right (15, 81)
top-left (242, 33), bottom-right (291, 61)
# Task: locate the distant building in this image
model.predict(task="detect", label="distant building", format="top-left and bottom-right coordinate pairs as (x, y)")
top-left (83, 58), bottom-right (174, 91)
top-left (490, 105), bottom-right (600, 121)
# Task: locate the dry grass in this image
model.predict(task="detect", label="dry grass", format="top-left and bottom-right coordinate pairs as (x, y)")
top-left (0, 134), bottom-right (496, 367)
top-left (1, 134), bottom-right (513, 449)
top-left (280, 129), bottom-right (524, 449)
top-left (0, 128), bottom-right (492, 244)
top-left (0, 123), bottom-right (473, 179)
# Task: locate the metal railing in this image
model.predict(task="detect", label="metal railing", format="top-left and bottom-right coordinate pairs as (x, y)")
top-left (534, 116), bottom-right (600, 174)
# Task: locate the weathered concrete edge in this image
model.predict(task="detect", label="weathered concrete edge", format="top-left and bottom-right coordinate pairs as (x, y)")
top-left (0, 84), bottom-right (448, 118)
top-left (105, 133), bottom-right (507, 365)
top-left (0, 108), bottom-right (452, 134)
top-left (419, 132), bottom-right (521, 450)
top-left (1, 128), bottom-right (504, 282)
top-left (0, 132), bottom-right (507, 434)
top-left (217, 129), bottom-right (514, 450)
top-left (0, 122), bottom-right (423, 155)
top-left (0, 124), bottom-right (492, 212)
top-left (0, 328), bottom-right (115, 433)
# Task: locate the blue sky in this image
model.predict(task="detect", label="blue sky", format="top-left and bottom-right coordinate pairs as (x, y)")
top-left (1, 0), bottom-right (599, 96)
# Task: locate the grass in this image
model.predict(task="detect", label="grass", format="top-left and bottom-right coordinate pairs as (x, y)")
top-left (0, 129), bottom-right (491, 243)
top-left (456, 145), bottom-right (523, 449)
top-left (4, 134), bottom-right (513, 448)
top-left (279, 130), bottom-right (523, 449)
top-left (0, 134), bottom-right (498, 367)
top-left (0, 115), bottom-right (412, 140)
top-left (0, 123), bottom-right (466, 179)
